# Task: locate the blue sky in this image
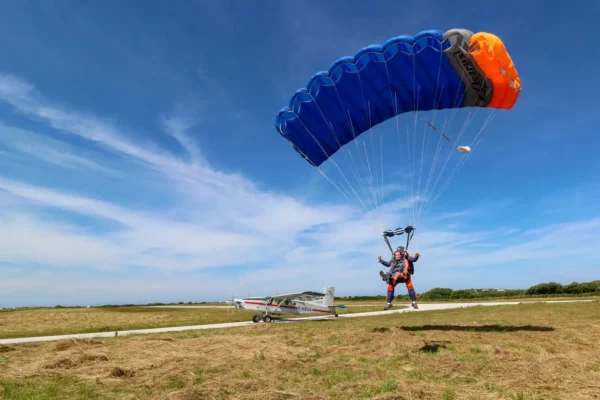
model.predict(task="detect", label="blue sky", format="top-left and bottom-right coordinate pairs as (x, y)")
top-left (1, 1), bottom-right (599, 307)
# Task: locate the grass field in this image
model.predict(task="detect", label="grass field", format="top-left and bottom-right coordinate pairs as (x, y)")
top-left (0, 301), bottom-right (599, 399)
top-left (0, 304), bottom-right (386, 339)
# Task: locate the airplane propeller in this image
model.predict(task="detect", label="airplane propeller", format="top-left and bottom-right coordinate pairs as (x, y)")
top-left (226, 292), bottom-right (241, 309)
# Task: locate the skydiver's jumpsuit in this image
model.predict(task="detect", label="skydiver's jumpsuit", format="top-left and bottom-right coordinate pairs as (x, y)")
top-left (379, 254), bottom-right (419, 304)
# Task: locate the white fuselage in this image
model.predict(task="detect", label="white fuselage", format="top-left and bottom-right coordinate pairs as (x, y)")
top-left (233, 298), bottom-right (335, 316)
top-left (229, 286), bottom-right (337, 322)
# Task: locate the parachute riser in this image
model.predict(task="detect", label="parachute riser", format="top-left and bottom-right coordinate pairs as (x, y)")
top-left (383, 235), bottom-right (394, 255)
top-left (382, 226), bottom-right (415, 256)
top-left (405, 229), bottom-right (414, 251)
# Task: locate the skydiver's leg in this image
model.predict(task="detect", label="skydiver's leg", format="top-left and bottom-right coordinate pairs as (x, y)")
top-left (392, 271), bottom-right (403, 283)
top-left (384, 282), bottom-right (395, 310)
top-left (379, 271), bottom-right (390, 282)
top-left (405, 277), bottom-right (418, 309)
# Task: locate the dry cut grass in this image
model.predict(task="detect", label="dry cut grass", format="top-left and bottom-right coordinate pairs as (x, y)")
top-left (0, 301), bottom-right (599, 399)
top-left (0, 304), bottom-right (385, 339)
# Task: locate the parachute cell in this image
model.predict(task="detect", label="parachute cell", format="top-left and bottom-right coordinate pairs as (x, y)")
top-left (274, 28), bottom-right (520, 167)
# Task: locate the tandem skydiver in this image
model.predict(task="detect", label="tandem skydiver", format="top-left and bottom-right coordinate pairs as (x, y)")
top-left (378, 246), bottom-right (420, 310)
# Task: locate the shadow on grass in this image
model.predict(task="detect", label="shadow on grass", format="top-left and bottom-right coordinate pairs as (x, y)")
top-left (420, 343), bottom-right (448, 353)
top-left (272, 317), bottom-right (333, 324)
top-left (400, 324), bottom-right (554, 332)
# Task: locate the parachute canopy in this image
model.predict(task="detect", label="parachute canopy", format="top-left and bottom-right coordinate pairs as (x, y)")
top-left (275, 28), bottom-right (520, 167)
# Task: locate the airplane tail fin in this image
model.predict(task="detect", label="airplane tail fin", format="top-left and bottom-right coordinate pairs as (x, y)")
top-left (324, 286), bottom-right (335, 307)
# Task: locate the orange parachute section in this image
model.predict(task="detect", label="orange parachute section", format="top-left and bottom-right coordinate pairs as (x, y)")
top-left (469, 32), bottom-right (521, 110)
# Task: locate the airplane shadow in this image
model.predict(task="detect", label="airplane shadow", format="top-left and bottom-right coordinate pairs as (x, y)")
top-left (272, 317), bottom-right (333, 324)
top-left (399, 324), bottom-right (555, 332)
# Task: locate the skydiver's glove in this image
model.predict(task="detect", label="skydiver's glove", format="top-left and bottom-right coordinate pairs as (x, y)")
top-left (415, 252), bottom-right (420, 258)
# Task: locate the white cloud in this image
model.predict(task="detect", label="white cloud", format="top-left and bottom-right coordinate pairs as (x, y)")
top-left (159, 102), bottom-right (203, 163)
top-left (0, 123), bottom-right (118, 175)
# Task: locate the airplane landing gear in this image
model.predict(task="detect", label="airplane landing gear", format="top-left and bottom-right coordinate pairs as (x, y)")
top-left (252, 313), bottom-right (273, 323)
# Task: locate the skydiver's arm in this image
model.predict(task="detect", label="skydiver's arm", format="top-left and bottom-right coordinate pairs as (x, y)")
top-left (379, 259), bottom-right (391, 267)
top-left (406, 254), bottom-right (419, 262)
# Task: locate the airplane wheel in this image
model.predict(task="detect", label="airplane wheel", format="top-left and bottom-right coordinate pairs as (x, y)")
top-left (252, 315), bottom-right (261, 323)
top-left (335, 313), bottom-right (339, 318)
top-left (263, 315), bottom-right (272, 323)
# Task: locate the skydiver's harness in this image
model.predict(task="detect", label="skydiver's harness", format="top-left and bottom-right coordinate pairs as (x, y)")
top-left (382, 226), bottom-right (415, 276)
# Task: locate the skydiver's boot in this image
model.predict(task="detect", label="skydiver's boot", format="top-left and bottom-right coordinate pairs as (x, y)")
top-left (379, 271), bottom-right (391, 282)
top-left (384, 302), bottom-right (393, 310)
top-left (407, 286), bottom-right (418, 309)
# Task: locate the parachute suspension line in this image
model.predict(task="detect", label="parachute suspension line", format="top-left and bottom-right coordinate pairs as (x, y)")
top-left (393, 92), bottom-right (415, 227)
top-left (347, 111), bottom-right (378, 211)
top-left (368, 105), bottom-right (381, 211)
top-left (326, 120), bottom-right (366, 207)
top-left (415, 74), bottom-right (487, 221)
top-left (327, 81), bottom-right (373, 209)
top-left (364, 102), bottom-right (382, 213)
top-left (409, 48), bottom-right (423, 227)
top-left (431, 110), bottom-right (497, 207)
top-left (362, 140), bottom-right (379, 212)
top-left (293, 112), bottom-right (369, 212)
top-left (406, 125), bottom-right (416, 226)
top-left (357, 73), bottom-right (384, 215)
top-left (415, 50), bottom-right (445, 226)
top-left (381, 55), bottom-right (398, 218)
top-left (308, 91), bottom-right (369, 212)
top-left (416, 57), bottom-right (496, 224)
top-left (416, 64), bottom-right (470, 222)
top-left (327, 73), bottom-right (379, 213)
top-left (420, 104), bottom-right (498, 220)
top-left (409, 89), bottom-right (421, 226)
top-left (419, 89), bottom-right (451, 220)
top-left (316, 167), bottom-right (367, 213)
top-left (380, 132), bottom-right (384, 214)
top-left (417, 105), bottom-right (464, 222)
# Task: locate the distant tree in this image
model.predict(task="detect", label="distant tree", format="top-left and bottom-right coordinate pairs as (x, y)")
top-left (563, 282), bottom-right (581, 294)
top-left (547, 282), bottom-right (564, 294)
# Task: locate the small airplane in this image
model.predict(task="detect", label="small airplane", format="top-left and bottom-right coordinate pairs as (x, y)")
top-left (227, 286), bottom-right (339, 323)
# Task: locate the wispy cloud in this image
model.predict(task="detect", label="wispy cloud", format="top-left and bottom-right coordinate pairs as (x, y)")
top-left (159, 104), bottom-right (203, 163)
top-left (0, 123), bottom-right (118, 175)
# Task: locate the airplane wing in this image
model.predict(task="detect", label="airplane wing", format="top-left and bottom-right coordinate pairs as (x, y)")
top-left (243, 296), bottom-right (272, 300)
top-left (269, 291), bottom-right (325, 301)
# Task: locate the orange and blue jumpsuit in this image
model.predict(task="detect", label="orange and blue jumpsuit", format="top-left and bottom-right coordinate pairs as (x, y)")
top-left (379, 254), bottom-right (419, 303)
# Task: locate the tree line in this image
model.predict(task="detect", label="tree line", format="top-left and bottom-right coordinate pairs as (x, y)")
top-left (342, 280), bottom-right (600, 301)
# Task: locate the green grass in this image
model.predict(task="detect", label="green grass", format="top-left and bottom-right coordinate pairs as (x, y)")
top-left (0, 377), bottom-right (105, 400)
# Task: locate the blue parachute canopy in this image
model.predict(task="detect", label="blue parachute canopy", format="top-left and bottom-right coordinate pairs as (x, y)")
top-left (274, 30), bottom-right (464, 167)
